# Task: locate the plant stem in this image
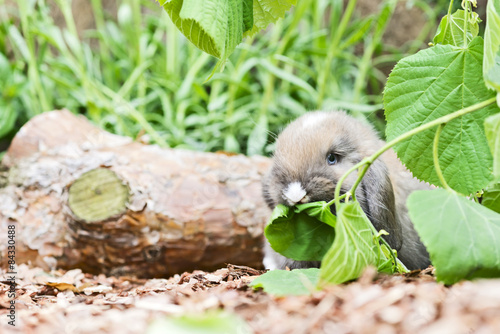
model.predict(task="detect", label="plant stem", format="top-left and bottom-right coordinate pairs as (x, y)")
top-left (433, 123), bottom-right (451, 190)
top-left (407, 1), bottom-right (437, 55)
top-left (448, 0), bottom-right (455, 16)
top-left (352, 0), bottom-right (397, 115)
top-left (327, 193), bottom-right (347, 207)
top-left (56, 0), bottom-right (79, 42)
top-left (165, 12), bottom-right (177, 76)
top-left (18, 1), bottom-right (50, 114)
top-left (441, 0), bottom-right (455, 43)
top-left (259, 0), bottom-right (309, 118)
top-left (317, 0), bottom-right (358, 107)
top-left (378, 231), bottom-right (403, 272)
top-left (91, 0), bottom-right (113, 86)
top-left (463, 0), bottom-right (469, 48)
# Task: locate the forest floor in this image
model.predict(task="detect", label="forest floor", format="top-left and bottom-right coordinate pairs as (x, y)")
top-left (1, 264), bottom-right (500, 334)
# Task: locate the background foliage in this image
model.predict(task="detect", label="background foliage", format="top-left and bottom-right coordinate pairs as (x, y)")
top-left (0, 0), bottom-right (447, 156)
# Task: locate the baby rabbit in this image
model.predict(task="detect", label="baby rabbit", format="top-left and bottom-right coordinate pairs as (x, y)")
top-left (262, 111), bottom-right (430, 270)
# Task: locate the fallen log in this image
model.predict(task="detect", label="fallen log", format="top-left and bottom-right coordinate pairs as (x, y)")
top-left (0, 110), bottom-right (271, 277)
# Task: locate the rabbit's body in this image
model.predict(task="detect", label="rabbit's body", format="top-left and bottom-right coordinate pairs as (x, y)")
top-left (262, 111), bottom-right (430, 270)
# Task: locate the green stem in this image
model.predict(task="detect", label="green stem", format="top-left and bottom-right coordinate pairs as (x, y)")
top-left (91, 0), bottom-right (113, 85)
top-left (448, 0), bottom-right (455, 16)
top-left (327, 193), bottom-right (347, 207)
top-left (227, 36), bottom-right (254, 143)
top-left (378, 230), bottom-right (401, 272)
top-left (406, 1), bottom-right (437, 55)
top-left (130, 0), bottom-right (146, 113)
top-left (334, 96), bottom-right (497, 210)
top-left (473, 194), bottom-right (480, 203)
top-left (463, 0), bottom-right (469, 48)
top-left (0, 0), bottom-right (6, 22)
top-left (18, 1), bottom-right (50, 113)
top-left (166, 12), bottom-right (177, 76)
top-left (97, 82), bottom-right (168, 147)
top-left (352, 0), bottom-right (397, 113)
top-left (317, 0), bottom-right (358, 107)
top-left (433, 124), bottom-right (451, 190)
top-left (259, 0), bottom-right (309, 117)
top-left (441, 0), bottom-right (455, 44)
top-left (55, 0), bottom-right (78, 37)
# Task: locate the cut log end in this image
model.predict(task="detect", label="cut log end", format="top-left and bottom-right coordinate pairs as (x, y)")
top-left (68, 168), bottom-right (130, 222)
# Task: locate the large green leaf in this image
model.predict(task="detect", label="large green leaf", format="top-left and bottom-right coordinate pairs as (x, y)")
top-left (384, 37), bottom-right (498, 195)
top-left (433, 9), bottom-right (480, 47)
top-left (485, 113), bottom-right (500, 179)
top-left (158, 0), bottom-right (295, 65)
top-left (483, 0), bottom-right (500, 92)
top-left (250, 268), bottom-right (320, 296)
top-left (319, 202), bottom-right (383, 285)
top-left (408, 189), bottom-right (500, 285)
top-left (264, 203), bottom-right (336, 262)
top-left (243, 0), bottom-right (297, 38)
top-left (159, 0), bottom-right (247, 60)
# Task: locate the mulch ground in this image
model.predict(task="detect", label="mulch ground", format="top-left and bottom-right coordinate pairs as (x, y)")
top-left (1, 264), bottom-right (500, 334)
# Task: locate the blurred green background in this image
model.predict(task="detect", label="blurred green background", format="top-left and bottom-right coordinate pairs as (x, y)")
top-left (0, 0), bottom-right (455, 157)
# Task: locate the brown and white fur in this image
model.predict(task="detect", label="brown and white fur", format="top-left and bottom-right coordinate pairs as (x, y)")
top-left (262, 111), bottom-right (430, 270)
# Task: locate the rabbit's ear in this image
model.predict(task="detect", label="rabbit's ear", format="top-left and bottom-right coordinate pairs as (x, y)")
top-left (357, 158), bottom-right (403, 251)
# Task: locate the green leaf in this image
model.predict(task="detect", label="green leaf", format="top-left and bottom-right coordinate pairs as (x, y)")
top-left (483, 181), bottom-right (500, 214)
top-left (250, 268), bottom-right (320, 296)
top-left (247, 115), bottom-right (268, 156)
top-left (147, 311), bottom-right (252, 334)
top-left (384, 37), bottom-right (499, 195)
top-left (223, 134), bottom-right (240, 152)
top-left (158, 0), bottom-right (295, 67)
top-left (483, 0), bottom-right (500, 92)
top-left (259, 59), bottom-right (318, 99)
top-left (338, 17), bottom-right (373, 51)
top-left (264, 203), bottom-right (336, 262)
top-left (319, 202), bottom-right (382, 285)
top-left (243, 0), bottom-right (297, 38)
top-left (241, 0), bottom-right (253, 32)
top-left (295, 201), bottom-right (337, 228)
top-left (373, 0), bottom-right (397, 41)
top-left (379, 244), bottom-right (406, 274)
top-left (8, 25), bottom-right (30, 61)
top-left (433, 9), bottom-right (480, 47)
top-left (269, 203), bottom-right (291, 222)
top-left (159, 0), bottom-right (242, 62)
top-left (408, 189), bottom-right (500, 285)
top-left (485, 113), bottom-right (500, 179)
top-left (0, 105), bottom-right (16, 138)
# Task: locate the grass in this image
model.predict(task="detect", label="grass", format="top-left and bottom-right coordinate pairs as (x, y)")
top-left (0, 0), bottom-right (444, 156)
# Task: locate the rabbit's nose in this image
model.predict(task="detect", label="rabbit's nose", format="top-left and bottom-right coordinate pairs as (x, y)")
top-left (282, 181), bottom-right (307, 206)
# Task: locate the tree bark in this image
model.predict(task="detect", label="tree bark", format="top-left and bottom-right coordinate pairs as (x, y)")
top-left (0, 110), bottom-right (271, 277)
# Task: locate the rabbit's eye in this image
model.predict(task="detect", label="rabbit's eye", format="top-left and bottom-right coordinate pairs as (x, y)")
top-left (326, 153), bottom-right (338, 165)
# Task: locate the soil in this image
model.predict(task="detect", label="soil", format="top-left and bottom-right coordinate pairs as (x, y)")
top-left (2, 264), bottom-right (500, 334)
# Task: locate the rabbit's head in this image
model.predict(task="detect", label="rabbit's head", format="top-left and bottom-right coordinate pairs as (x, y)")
top-left (263, 111), bottom-right (403, 251)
